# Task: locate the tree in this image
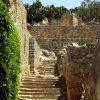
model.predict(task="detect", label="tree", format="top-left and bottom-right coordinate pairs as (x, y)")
top-left (78, 0), bottom-right (100, 23)
top-left (25, 0), bottom-right (43, 23)
top-left (70, 0), bottom-right (100, 23)
top-left (81, 0), bottom-right (91, 7)
top-left (24, 1), bottom-right (68, 24)
top-left (70, 7), bottom-right (79, 15)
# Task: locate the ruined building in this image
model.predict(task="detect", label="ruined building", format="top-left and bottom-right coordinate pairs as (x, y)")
top-left (3, 0), bottom-right (100, 100)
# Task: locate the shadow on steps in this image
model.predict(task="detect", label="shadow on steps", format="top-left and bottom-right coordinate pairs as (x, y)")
top-left (55, 76), bottom-right (67, 100)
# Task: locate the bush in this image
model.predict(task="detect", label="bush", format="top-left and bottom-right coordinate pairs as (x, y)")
top-left (0, 2), bottom-right (20, 100)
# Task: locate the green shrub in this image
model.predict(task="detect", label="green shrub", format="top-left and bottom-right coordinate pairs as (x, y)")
top-left (78, 39), bottom-right (86, 46)
top-left (0, 2), bottom-right (20, 100)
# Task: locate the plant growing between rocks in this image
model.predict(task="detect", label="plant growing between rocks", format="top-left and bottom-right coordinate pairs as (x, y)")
top-left (0, 2), bottom-right (20, 100)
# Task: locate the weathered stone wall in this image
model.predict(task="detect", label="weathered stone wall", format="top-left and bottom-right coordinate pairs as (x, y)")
top-left (58, 44), bottom-right (97, 100)
top-left (67, 44), bottom-right (96, 100)
top-left (49, 12), bottom-right (73, 26)
top-left (28, 25), bottom-right (99, 38)
top-left (59, 12), bottom-right (73, 26)
top-left (28, 25), bottom-right (99, 53)
top-left (92, 38), bottom-right (100, 100)
top-left (29, 38), bottom-right (41, 74)
top-left (36, 38), bottom-right (97, 54)
top-left (29, 38), bottom-right (57, 77)
top-left (3, 0), bottom-right (30, 78)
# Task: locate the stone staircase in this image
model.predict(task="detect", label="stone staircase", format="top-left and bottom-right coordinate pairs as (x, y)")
top-left (19, 77), bottom-right (58, 100)
top-left (18, 76), bottom-right (67, 100)
top-left (19, 51), bottom-right (67, 100)
top-left (35, 60), bottom-right (57, 76)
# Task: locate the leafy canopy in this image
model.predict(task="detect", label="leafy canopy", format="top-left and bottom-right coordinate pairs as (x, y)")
top-left (24, 0), bottom-right (68, 24)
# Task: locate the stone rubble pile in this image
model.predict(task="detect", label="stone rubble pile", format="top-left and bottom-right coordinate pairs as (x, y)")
top-left (35, 49), bottom-right (57, 78)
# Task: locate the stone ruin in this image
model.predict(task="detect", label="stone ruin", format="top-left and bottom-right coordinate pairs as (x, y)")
top-left (2, 0), bottom-right (100, 100)
top-left (3, 0), bottom-right (30, 78)
top-left (29, 38), bottom-right (57, 78)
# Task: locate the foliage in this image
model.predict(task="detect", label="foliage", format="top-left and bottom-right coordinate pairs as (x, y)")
top-left (70, 0), bottom-right (100, 23)
top-left (0, 2), bottom-right (20, 100)
top-left (24, 0), bottom-right (68, 24)
top-left (70, 7), bottom-right (79, 15)
top-left (78, 0), bottom-right (100, 23)
top-left (78, 39), bottom-right (87, 46)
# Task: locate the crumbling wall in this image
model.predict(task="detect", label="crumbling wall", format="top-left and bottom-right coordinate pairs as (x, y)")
top-left (67, 44), bottom-right (96, 100)
top-left (28, 25), bottom-right (99, 38)
top-left (57, 43), bottom-right (97, 100)
top-left (36, 38), bottom-right (97, 54)
top-left (28, 25), bottom-right (99, 53)
top-left (49, 11), bottom-right (73, 26)
top-left (57, 47), bottom-right (68, 77)
top-left (3, 0), bottom-right (30, 78)
top-left (29, 38), bottom-right (57, 77)
top-left (29, 38), bottom-right (41, 74)
top-left (59, 12), bottom-right (73, 26)
top-left (92, 38), bottom-right (100, 100)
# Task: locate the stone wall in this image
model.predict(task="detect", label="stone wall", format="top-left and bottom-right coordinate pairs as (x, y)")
top-left (29, 38), bottom-right (41, 74)
top-left (36, 38), bottom-right (97, 54)
top-left (29, 37), bottom-right (57, 77)
top-left (92, 38), bottom-right (100, 100)
top-left (58, 44), bottom-right (97, 100)
top-left (49, 11), bottom-right (73, 26)
top-left (28, 25), bottom-right (99, 53)
top-left (28, 25), bottom-right (99, 38)
top-left (67, 44), bottom-right (96, 100)
top-left (59, 12), bottom-right (73, 26)
top-left (3, 0), bottom-right (30, 78)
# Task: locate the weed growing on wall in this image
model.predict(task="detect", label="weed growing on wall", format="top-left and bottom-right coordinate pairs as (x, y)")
top-left (0, 2), bottom-right (20, 100)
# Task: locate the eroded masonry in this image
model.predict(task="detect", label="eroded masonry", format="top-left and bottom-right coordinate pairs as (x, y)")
top-left (3, 0), bottom-right (100, 100)
top-left (28, 25), bottom-right (98, 100)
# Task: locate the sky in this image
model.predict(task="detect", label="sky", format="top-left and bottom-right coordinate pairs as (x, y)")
top-left (22, 0), bottom-right (85, 9)
top-left (22, 0), bottom-right (100, 9)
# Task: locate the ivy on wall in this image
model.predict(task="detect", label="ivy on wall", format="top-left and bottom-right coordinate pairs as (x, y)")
top-left (0, 2), bottom-right (20, 100)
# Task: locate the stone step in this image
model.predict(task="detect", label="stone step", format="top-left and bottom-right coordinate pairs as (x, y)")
top-left (37, 69), bottom-right (54, 71)
top-left (19, 95), bottom-right (59, 99)
top-left (37, 67), bottom-right (54, 71)
top-left (21, 79), bottom-right (59, 83)
top-left (21, 81), bottom-right (58, 85)
top-left (43, 65), bottom-right (56, 67)
top-left (19, 94), bottom-right (59, 97)
top-left (37, 70), bottom-right (54, 72)
top-left (37, 72), bottom-right (54, 74)
top-left (20, 82), bottom-right (58, 86)
top-left (21, 77), bottom-right (59, 81)
top-left (38, 64), bottom-right (55, 69)
top-left (19, 98), bottom-right (57, 100)
top-left (20, 84), bottom-right (57, 88)
top-left (19, 91), bottom-right (60, 95)
top-left (19, 88), bottom-right (60, 92)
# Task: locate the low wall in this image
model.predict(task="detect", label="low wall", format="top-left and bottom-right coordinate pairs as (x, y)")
top-left (36, 38), bottom-right (97, 53)
top-left (28, 25), bottom-right (100, 39)
top-left (28, 25), bottom-right (99, 53)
